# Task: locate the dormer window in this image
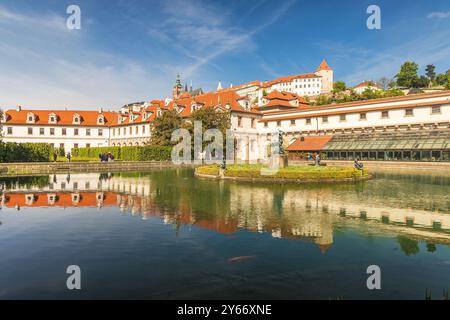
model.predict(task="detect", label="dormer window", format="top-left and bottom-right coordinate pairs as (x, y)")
top-left (157, 109), bottom-right (163, 117)
top-left (97, 115), bottom-right (105, 125)
top-left (26, 112), bottom-right (36, 123)
top-left (49, 113), bottom-right (57, 124)
top-left (73, 114), bottom-right (81, 124)
top-left (72, 193), bottom-right (80, 204)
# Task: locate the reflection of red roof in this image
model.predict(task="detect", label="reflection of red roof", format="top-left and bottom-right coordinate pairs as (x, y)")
top-left (286, 136), bottom-right (333, 151)
top-left (3, 192), bottom-right (118, 208)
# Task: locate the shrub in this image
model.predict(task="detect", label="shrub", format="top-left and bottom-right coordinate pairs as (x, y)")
top-left (196, 165), bottom-right (220, 176)
top-left (0, 142), bottom-right (52, 162)
top-left (71, 145), bottom-right (172, 161)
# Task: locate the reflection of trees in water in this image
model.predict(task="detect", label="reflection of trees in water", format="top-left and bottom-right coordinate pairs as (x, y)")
top-left (398, 236), bottom-right (420, 256)
top-left (0, 175), bottom-right (49, 190)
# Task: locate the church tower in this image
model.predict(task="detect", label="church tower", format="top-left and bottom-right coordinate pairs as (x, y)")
top-left (315, 59), bottom-right (333, 94)
top-left (172, 73), bottom-right (183, 98)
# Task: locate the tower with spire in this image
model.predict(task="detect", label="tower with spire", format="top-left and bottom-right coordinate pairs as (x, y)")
top-left (172, 73), bottom-right (183, 98)
top-left (314, 59), bottom-right (333, 94)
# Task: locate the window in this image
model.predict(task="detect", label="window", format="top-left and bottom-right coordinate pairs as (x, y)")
top-left (405, 108), bottom-right (414, 116)
top-left (129, 127), bottom-right (132, 134)
top-left (305, 118), bottom-right (311, 125)
top-left (86, 144), bottom-right (91, 148)
top-left (322, 116), bottom-right (328, 123)
top-left (238, 116), bottom-right (242, 127)
top-left (431, 106), bottom-right (441, 114)
top-left (28, 127), bottom-right (33, 135)
top-left (59, 143), bottom-right (64, 149)
top-left (98, 129), bottom-right (103, 136)
top-left (142, 125), bottom-right (146, 133)
top-left (135, 126), bottom-right (138, 134)
top-left (74, 128), bottom-right (79, 136)
top-left (277, 121), bottom-right (281, 127)
top-left (50, 128), bottom-right (55, 135)
top-left (123, 128), bottom-right (126, 135)
top-left (86, 128), bottom-right (91, 136)
top-left (360, 113), bottom-right (367, 120)
top-left (251, 118), bottom-right (256, 128)
top-left (74, 143), bottom-right (79, 149)
top-left (290, 119), bottom-right (295, 126)
top-left (340, 114), bottom-right (346, 122)
top-left (381, 111), bottom-right (389, 118)
top-left (40, 128), bottom-right (45, 135)
top-left (113, 128), bottom-right (116, 136)
top-left (50, 143), bottom-right (54, 148)
top-left (7, 127), bottom-right (13, 135)
top-left (264, 122), bottom-right (268, 128)
top-left (62, 128), bottom-right (67, 136)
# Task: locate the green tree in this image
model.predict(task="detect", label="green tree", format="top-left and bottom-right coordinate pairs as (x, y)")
top-left (412, 75), bottom-right (430, 88)
top-left (446, 69), bottom-right (450, 89)
top-left (395, 61), bottom-right (419, 88)
top-left (332, 80), bottom-right (347, 93)
top-left (150, 109), bottom-right (183, 146)
top-left (434, 73), bottom-right (447, 86)
top-left (425, 64), bottom-right (436, 83)
top-left (0, 109), bottom-right (3, 141)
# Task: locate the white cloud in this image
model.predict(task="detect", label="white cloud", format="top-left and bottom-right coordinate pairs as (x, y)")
top-left (0, 1), bottom-right (295, 109)
top-left (428, 11), bottom-right (450, 19)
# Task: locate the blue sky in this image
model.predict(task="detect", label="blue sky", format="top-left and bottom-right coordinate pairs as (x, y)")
top-left (1, 0), bottom-right (450, 109)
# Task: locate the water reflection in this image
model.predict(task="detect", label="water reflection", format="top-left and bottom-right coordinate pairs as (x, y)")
top-left (1, 169), bottom-right (449, 256)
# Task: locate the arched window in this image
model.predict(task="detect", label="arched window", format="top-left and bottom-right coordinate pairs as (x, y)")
top-left (73, 114), bottom-right (81, 124)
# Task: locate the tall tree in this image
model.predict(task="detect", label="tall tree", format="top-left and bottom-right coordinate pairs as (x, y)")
top-left (332, 80), bottom-right (346, 93)
top-left (150, 109), bottom-right (183, 146)
top-left (412, 75), bottom-right (430, 88)
top-left (0, 109), bottom-right (3, 141)
top-left (435, 73), bottom-right (447, 86)
top-left (395, 61), bottom-right (419, 88)
top-left (425, 64), bottom-right (436, 82)
top-left (446, 69), bottom-right (450, 90)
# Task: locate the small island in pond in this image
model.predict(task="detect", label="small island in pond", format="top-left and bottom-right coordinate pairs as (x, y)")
top-left (195, 164), bottom-right (370, 183)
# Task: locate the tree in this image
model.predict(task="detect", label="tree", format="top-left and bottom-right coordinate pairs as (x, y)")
top-left (332, 80), bottom-right (347, 93)
top-left (446, 69), bottom-right (450, 90)
top-left (150, 109), bottom-right (183, 146)
top-left (425, 64), bottom-right (436, 83)
top-left (183, 107), bottom-right (231, 159)
top-left (435, 73), bottom-right (447, 86)
top-left (398, 236), bottom-right (420, 256)
top-left (412, 75), bottom-right (430, 88)
top-left (395, 61), bottom-right (419, 88)
top-left (0, 109), bottom-right (3, 141)
top-left (377, 77), bottom-right (391, 90)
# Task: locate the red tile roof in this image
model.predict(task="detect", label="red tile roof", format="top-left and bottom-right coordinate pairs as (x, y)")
top-left (316, 59), bottom-right (331, 71)
top-left (3, 109), bottom-right (120, 126)
top-left (286, 136), bottom-right (333, 151)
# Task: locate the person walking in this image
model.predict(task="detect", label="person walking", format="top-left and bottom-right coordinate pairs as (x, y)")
top-left (53, 151), bottom-right (58, 162)
top-left (66, 152), bottom-right (71, 162)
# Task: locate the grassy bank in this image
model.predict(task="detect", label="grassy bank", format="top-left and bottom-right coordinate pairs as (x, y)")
top-left (196, 164), bottom-right (369, 181)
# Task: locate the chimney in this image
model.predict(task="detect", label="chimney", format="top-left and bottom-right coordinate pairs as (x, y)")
top-left (16, 105), bottom-right (22, 112)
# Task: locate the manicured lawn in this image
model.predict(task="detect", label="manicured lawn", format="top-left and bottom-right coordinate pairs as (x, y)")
top-left (196, 164), bottom-right (369, 180)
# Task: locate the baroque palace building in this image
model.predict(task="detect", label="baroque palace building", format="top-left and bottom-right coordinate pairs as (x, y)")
top-left (1, 60), bottom-right (450, 161)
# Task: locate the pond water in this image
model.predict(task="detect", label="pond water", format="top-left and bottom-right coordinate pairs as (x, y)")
top-left (0, 169), bottom-right (449, 299)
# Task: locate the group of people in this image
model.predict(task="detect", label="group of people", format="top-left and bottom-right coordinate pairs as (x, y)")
top-left (52, 151), bottom-right (71, 162)
top-left (99, 152), bottom-right (115, 162)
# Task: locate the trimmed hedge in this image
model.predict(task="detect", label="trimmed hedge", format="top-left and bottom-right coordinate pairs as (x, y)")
top-left (196, 165), bottom-right (220, 176)
top-left (222, 164), bottom-right (369, 180)
top-left (0, 142), bottom-right (52, 162)
top-left (71, 145), bottom-right (172, 161)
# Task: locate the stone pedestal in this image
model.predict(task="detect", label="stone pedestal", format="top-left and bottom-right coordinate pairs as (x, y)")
top-left (270, 154), bottom-right (288, 169)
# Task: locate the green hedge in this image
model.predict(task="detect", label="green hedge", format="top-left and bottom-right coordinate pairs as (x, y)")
top-left (71, 145), bottom-right (172, 161)
top-left (222, 164), bottom-right (368, 180)
top-left (0, 142), bottom-right (52, 162)
top-left (196, 165), bottom-right (220, 176)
